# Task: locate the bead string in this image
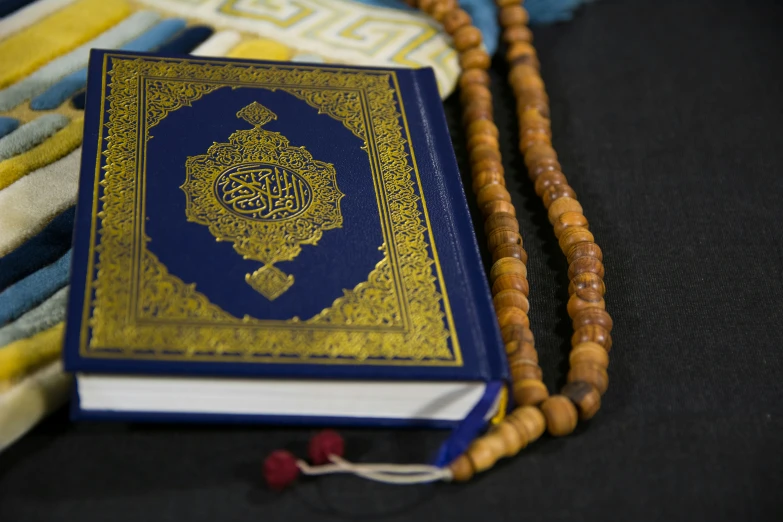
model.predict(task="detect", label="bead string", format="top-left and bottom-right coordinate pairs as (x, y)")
top-left (412, 0), bottom-right (613, 481)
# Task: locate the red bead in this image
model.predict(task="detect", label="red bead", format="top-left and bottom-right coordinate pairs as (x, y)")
top-left (308, 429), bottom-right (345, 465)
top-left (263, 450), bottom-right (300, 491)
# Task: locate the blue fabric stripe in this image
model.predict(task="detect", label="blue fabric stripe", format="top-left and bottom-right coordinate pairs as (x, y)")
top-left (0, 249), bottom-right (71, 326)
top-left (33, 18), bottom-right (188, 111)
top-left (156, 25), bottom-right (213, 55)
top-left (0, 0), bottom-right (35, 18)
top-left (0, 207), bottom-right (74, 293)
top-left (120, 18), bottom-right (188, 52)
top-left (0, 117), bottom-right (19, 139)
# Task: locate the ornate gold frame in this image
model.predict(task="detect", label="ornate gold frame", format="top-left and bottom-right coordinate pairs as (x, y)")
top-left (80, 53), bottom-right (462, 365)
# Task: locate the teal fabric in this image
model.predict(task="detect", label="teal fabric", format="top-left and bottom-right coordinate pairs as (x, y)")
top-left (0, 117), bottom-right (19, 138)
top-left (0, 250), bottom-right (71, 326)
top-left (0, 286), bottom-right (68, 349)
top-left (0, 114), bottom-right (69, 161)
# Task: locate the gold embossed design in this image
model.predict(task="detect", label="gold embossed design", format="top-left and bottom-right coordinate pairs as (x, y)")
top-left (84, 54), bottom-right (460, 365)
top-left (181, 101), bottom-right (344, 300)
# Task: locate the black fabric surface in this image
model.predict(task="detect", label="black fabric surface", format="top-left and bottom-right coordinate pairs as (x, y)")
top-left (2, 0), bottom-right (782, 520)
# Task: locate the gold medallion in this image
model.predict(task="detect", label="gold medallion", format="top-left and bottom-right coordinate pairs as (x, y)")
top-left (182, 101), bottom-right (344, 300)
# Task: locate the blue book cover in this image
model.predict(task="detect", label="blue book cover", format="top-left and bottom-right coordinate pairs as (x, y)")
top-left (64, 50), bottom-right (507, 424)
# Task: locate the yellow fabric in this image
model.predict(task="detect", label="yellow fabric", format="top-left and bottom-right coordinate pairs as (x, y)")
top-left (0, 116), bottom-right (83, 191)
top-left (0, 323), bottom-right (63, 385)
top-left (0, 0), bottom-right (132, 89)
top-left (227, 38), bottom-right (293, 61)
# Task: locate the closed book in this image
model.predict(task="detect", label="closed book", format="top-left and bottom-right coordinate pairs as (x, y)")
top-left (63, 50), bottom-right (508, 427)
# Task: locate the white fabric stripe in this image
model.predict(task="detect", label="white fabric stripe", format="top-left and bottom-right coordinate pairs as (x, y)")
top-left (0, 361), bottom-right (71, 453)
top-left (0, 0), bottom-right (77, 42)
top-left (190, 29), bottom-right (241, 57)
top-left (0, 148), bottom-right (81, 257)
top-left (0, 11), bottom-right (160, 111)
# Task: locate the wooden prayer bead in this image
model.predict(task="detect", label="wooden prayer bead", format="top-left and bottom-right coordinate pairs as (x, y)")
top-left (512, 379), bottom-right (549, 406)
top-left (506, 41), bottom-right (536, 64)
top-left (567, 288), bottom-right (606, 318)
top-left (495, 420), bottom-right (526, 456)
top-left (558, 226), bottom-right (595, 256)
top-left (472, 170), bottom-right (505, 193)
top-left (487, 229), bottom-right (523, 252)
top-left (428, 1), bottom-right (451, 21)
top-left (521, 107), bottom-right (549, 131)
top-left (533, 172), bottom-right (568, 198)
top-left (508, 63), bottom-right (539, 87)
top-left (459, 48), bottom-right (491, 70)
top-left (499, 5), bottom-right (529, 26)
top-left (493, 289), bottom-right (529, 313)
top-left (466, 438), bottom-right (498, 473)
top-left (547, 197), bottom-right (583, 225)
top-left (568, 271), bottom-right (606, 296)
top-left (473, 159), bottom-right (504, 179)
top-left (572, 308), bottom-right (613, 332)
top-left (528, 158), bottom-right (560, 180)
top-left (511, 71), bottom-right (544, 94)
top-left (442, 8), bottom-right (472, 34)
top-left (485, 213), bottom-right (519, 235)
top-left (542, 184), bottom-right (578, 209)
top-left (492, 274), bottom-right (529, 296)
top-left (468, 143), bottom-right (501, 160)
top-left (568, 256), bottom-right (605, 280)
top-left (506, 338), bottom-right (538, 363)
top-left (483, 431), bottom-right (509, 461)
top-left (554, 212), bottom-right (589, 239)
top-left (490, 257), bottom-right (527, 281)
top-left (567, 242), bottom-right (603, 265)
top-left (492, 243), bottom-right (528, 264)
top-left (459, 68), bottom-right (490, 90)
top-left (509, 356), bottom-right (542, 381)
top-left (567, 362), bottom-right (609, 395)
top-left (508, 406), bottom-right (546, 443)
top-left (540, 395), bottom-right (578, 437)
top-left (476, 184), bottom-right (511, 208)
top-left (502, 24), bottom-right (533, 44)
top-left (467, 131), bottom-right (499, 152)
top-left (496, 0), bottom-right (523, 7)
top-left (481, 199), bottom-right (516, 217)
top-left (502, 323), bottom-right (533, 344)
top-left (467, 119), bottom-right (499, 138)
top-left (562, 381), bottom-right (601, 421)
top-left (519, 130), bottom-right (551, 152)
top-left (463, 103), bottom-right (494, 126)
top-left (469, 144), bottom-right (501, 166)
top-left (496, 306), bottom-right (530, 329)
top-left (569, 341), bottom-right (609, 369)
top-left (524, 142), bottom-right (558, 171)
top-left (461, 84), bottom-right (493, 106)
top-left (418, 0), bottom-right (436, 10)
top-left (453, 26), bottom-right (483, 52)
top-left (572, 325), bottom-right (613, 352)
top-left (448, 454), bottom-right (474, 482)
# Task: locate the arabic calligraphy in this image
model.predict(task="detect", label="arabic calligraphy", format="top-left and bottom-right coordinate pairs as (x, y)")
top-left (215, 163), bottom-right (312, 221)
top-left (181, 101), bottom-right (344, 300)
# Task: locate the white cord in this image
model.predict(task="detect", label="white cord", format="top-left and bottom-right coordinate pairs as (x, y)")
top-left (296, 455), bottom-right (453, 485)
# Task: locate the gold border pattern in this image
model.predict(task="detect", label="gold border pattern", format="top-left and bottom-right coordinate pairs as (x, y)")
top-left (85, 55), bottom-right (460, 365)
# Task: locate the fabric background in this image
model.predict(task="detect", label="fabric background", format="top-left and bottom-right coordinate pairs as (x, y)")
top-left (1, 0), bottom-right (782, 520)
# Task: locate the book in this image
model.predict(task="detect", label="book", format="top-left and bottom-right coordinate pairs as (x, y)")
top-left (63, 49), bottom-right (508, 427)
